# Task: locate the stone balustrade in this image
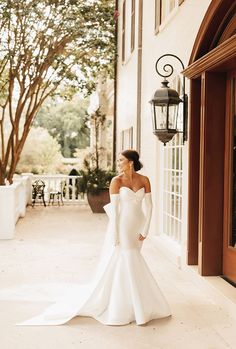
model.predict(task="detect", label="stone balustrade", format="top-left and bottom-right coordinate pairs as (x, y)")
top-left (0, 173), bottom-right (86, 239)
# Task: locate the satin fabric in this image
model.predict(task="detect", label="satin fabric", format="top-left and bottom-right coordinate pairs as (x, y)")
top-left (0, 187), bottom-right (171, 326)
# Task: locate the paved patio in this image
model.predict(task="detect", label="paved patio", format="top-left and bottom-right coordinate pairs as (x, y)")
top-left (0, 205), bottom-right (236, 349)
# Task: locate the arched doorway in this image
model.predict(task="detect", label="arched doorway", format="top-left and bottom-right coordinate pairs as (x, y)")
top-left (183, 0), bottom-right (236, 284)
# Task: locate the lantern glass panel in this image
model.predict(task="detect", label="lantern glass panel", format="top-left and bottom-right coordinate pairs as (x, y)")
top-left (151, 103), bottom-right (157, 130)
top-left (168, 104), bottom-right (179, 129)
top-left (155, 104), bottom-right (168, 130)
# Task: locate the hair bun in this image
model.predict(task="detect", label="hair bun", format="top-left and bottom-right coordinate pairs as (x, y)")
top-left (121, 149), bottom-right (143, 172)
top-left (134, 159), bottom-right (143, 171)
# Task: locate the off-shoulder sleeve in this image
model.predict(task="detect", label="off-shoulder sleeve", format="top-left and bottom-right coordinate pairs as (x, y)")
top-left (141, 192), bottom-right (153, 238)
top-left (104, 194), bottom-right (120, 246)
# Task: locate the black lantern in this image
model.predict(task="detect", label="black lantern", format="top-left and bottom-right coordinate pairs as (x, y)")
top-left (150, 54), bottom-right (187, 145)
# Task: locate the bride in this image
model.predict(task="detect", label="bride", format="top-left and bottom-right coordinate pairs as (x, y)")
top-left (1, 149), bottom-right (171, 326)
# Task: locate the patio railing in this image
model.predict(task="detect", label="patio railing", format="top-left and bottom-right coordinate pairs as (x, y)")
top-left (0, 173), bottom-right (86, 239)
top-left (32, 174), bottom-right (85, 204)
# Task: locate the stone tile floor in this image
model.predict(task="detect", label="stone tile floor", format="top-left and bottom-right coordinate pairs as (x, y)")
top-left (0, 205), bottom-right (236, 349)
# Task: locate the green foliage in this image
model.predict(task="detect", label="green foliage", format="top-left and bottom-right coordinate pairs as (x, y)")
top-left (16, 127), bottom-right (62, 174)
top-left (78, 158), bottom-right (116, 194)
top-left (0, 0), bottom-right (116, 94)
top-left (76, 103), bottom-right (116, 194)
top-left (35, 97), bottom-right (90, 157)
top-left (0, 0), bottom-right (116, 184)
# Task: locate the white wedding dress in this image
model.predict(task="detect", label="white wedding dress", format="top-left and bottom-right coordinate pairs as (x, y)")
top-left (0, 187), bottom-right (171, 326)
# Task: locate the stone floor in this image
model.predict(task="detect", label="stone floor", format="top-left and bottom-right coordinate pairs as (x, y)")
top-left (0, 205), bottom-right (236, 349)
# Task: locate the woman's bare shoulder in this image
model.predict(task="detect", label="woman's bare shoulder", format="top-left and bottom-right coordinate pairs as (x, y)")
top-left (109, 175), bottom-right (122, 194)
top-left (136, 174), bottom-right (151, 192)
top-left (111, 175), bottom-right (122, 184)
top-left (136, 173), bottom-right (150, 183)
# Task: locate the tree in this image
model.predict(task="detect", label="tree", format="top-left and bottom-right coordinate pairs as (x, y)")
top-left (0, 0), bottom-right (115, 185)
top-left (16, 127), bottom-right (62, 174)
top-left (35, 97), bottom-right (90, 157)
top-left (87, 107), bottom-right (106, 170)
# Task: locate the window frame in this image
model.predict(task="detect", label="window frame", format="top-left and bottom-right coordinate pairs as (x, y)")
top-left (121, 127), bottom-right (133, 150)
top-left (131, 0), bottom-right (136, 52)
top-left (154, 0), bottom-right (161, 34)
top-left (155, 0), bottom-right (184, 34)
top-left (122, 0), bottom-right (126, 62)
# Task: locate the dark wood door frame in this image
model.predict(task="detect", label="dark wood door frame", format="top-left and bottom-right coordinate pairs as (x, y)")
top-left (187, 79), bottom-right (200, 265)
top-left (198, 72), bottom-right (226, 275)
top-left (186, 70), bottom-right (227, 276)
top-left (223, 69), bottom-right (236, 284)
top-left (183, 0), bottom-right (236, 276)
top-left (184, 44), bottom-right (235, 274)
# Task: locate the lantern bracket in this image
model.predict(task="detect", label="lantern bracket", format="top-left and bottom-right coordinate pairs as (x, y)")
top-left (154, 54), bottom-right (187, 143)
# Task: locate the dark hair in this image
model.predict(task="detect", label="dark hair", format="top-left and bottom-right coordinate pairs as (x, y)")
top-left (121, 149), bottom-right (143, 171)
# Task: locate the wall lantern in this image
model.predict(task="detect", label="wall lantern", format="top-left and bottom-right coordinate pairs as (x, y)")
top-left (150, 54), bottom-right (188, 145)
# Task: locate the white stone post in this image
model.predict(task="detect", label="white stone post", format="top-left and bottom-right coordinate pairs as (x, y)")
top-left (0, 184), bottom-right (16, 239)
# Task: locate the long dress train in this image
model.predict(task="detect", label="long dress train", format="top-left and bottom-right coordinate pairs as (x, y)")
top-left (0, 187), bottom-right (171, 326)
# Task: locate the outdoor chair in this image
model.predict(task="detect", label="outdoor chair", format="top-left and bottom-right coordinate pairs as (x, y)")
top-left (48, 190), bottom-right (64, 206)
top-left (32, 180), bottom-right (46, 207)
top-left (48, 181), bottom-right (64, 206)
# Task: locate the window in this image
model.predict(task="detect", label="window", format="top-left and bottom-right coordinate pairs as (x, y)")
top-left (155, 0), bottom-right (160, 32)
top-left (162, 74), bottom-right (183, 242)
top-left (155, 0), bottom-right (184, 32)
top-left (163, 133), bottom-right (183, 243)
top-left (121, 127), bottom-right (133, 150)
top-left (131, 0), bottom-right (135, 52)
top-left (122, 0), bottom-right (126, 62)
top-left (161, 0), bottom-right (176, 23)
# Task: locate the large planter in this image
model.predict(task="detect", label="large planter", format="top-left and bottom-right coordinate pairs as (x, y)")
top-left (87, 188), bottom-right (110, 213)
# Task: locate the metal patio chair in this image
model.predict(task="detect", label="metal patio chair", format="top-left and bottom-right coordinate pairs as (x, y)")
top-left (32, 179), bottom-right (47, 207)
top-left (48, 181), bottom-right (64, 206)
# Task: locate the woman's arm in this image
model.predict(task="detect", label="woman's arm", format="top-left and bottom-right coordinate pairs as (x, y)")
top-left (143, 175), bottom-right (151, 193)
top-left (139, 177), bottom-right (152, 241)
top-left (109, 177), bottom-right (120, 246)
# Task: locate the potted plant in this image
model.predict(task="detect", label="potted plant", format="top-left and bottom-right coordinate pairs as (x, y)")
top-left (78, 159), bottom-right (116, 213)
top-left (77, 106), bottom-right (116, 212)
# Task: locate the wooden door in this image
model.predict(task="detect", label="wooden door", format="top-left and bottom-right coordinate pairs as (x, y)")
top-left (223, 69), bottom-right (236, 285)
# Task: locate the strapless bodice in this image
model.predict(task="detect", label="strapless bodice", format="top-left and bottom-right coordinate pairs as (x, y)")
top-left (103, 187), bottom-right (145, 219)
top-left (119, 186), bottom-right (145, 203)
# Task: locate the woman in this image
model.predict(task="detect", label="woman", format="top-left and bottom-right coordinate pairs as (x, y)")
top-left (102, 149), bottom-right (172, 324)
top-left (1, 150), bottom-right (171, 326)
